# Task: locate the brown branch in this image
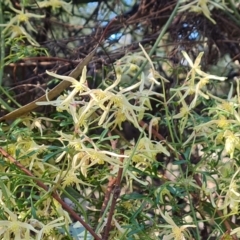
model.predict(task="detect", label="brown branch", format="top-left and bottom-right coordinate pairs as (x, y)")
top-left (100, 178), bottom-right (116, 217)
top-left (102, 149), bottom-right (124, 240)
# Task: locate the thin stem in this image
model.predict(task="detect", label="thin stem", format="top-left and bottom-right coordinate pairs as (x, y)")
top-left (228, 0), bottom-right (240, 22)
top-left (0, 85), bottom-right (22, 110)
top-left (0, 1), bottom-right (4, 86)
top-left (103, 149), bottom-right (125, 240)
top-left (130, 0), bottom-right (181, 84)
top-left (185, 181), bottom-right (201, 240)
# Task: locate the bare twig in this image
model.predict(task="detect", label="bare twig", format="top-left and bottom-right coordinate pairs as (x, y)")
top-left (102, 149), bottom-right (124, 240)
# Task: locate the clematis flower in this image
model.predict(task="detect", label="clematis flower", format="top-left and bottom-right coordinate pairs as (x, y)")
top-left (22, 116), bottom-right (58, 136)
top-left (80, 79), bottom-right (145, 131)
top-left (37, 0), bottom-right (72, 13)
top-left (0, 6), bottom-right (45, 34)
top-left (3, 25), bottom-right (40, 45)
top-left (62, 168), bottom-right (92, 189)
top-left (124, 137), bottom-right (169, 175)
top-left (125, 70), bottom-right (164, 122)
top-left (139, 43), bottom-right (164, 88)
top-left (194, 116), bottom-right (236, 133)
top-left (172, 91), bottom-right (193, 134)
top-left (219, 167), bottom-right (240, 215)
top-left (45, 66), bottom-right (89, 106)
top-left (148, 117), bottom-right (161, 140)
top-left (32, 217), bottom-right (65, 240)
top-left (36, 66), bottom-right (90, 123)
top-left (178, 0), bottom-right (232, 24)
top-left (158, 209), bottom-right (196, 240)
top-left (97, 92), bottom-right (144, 130)
top-left (171, 51), bottom-right (226, 108)
top-left (182, 51), bottom-right (226, 83)
top-left (0, 203), bottom-right (39, 239)
top-left (223, 130), bottom-right (240, 158)
top-left (231, 226), bottom-right (240, 238)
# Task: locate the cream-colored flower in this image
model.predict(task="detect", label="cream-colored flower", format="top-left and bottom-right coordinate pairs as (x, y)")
top-left (37, 0), bottom-right (72, 13)
top-left (0, 204), bottom-right (39, 239)
top-left (182, 51), bottom-right (225, 81)
top-left (231, 227), bottom-right (240, 238)
top-left (219, 167), bottom-right (240, 215)
top-left (46, 66), bottom-right (89, 105)
top-left (126, 137), bottom-right (169, 171)
top-left (85, 87), bottom-right (144, 131)
top-left (158, 209), bottom-right (196, 240)
top-left (216, 115), bottom-right (228, 128)
top-left (171, 51), bottom-right (226, 109)
top-left (224, 130), bottom-right (240, 158)
top-left (172, 92), bottom-right (193, 134)
top-left (34, 217), bottom-right (65, 240)
top-left (36, 66), bottom-right (90, 122)
top-left (179, 0), bottom-right (232, 24)
top-left (22, 116), bottom-right (58, 136)
top-left (3, 25), bottom-right (40, 45)
top-left (62, 168), bottom-right (90, 190)
top-left (0, 6), bottom-right (45, 34)
top-left (194, 117), bottom-right (235, 132)
top-left (148, 117), bottom-right (160, 139)
top-left (73, 146), bottom-right (127, 177)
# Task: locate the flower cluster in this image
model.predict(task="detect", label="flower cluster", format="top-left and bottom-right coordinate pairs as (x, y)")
top-left (0, 5), bottom-right (45, 45)
top-left (0, 190), bottom-right (66, 239)
top-left (35, 47), bottom-right (171, 194)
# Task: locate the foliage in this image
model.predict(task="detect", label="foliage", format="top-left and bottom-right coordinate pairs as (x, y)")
top-left (1, 0), bottom-right (240, 240)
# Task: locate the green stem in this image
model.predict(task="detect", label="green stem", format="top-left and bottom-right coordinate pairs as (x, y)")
top-left (228, 0), bottom-right (240, 23)
top-left (185, 182), bottom-right (201, 240)
top-left (131, 0), bottom-right (181, 83)
top-left (0, 85), bottom-right (22, 110)
top-left (0, 2), bottom-right (4, 86)
top-left (161, 76), bottom-right (177, 148)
